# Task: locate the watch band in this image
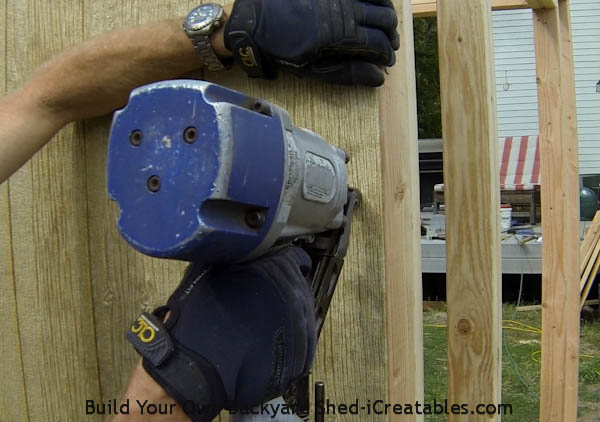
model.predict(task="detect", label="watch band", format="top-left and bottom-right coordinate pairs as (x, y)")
top-left (191, 35), bottom-right (227, 72)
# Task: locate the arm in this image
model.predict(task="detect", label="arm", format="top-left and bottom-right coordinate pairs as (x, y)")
top-left (0, 0), bottom-right (400, 185)
top-left (0, 9), bottom-right (232, 184)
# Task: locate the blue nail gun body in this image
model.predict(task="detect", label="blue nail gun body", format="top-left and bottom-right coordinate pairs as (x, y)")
top-left (107, 80), bottom-right (350, 264)
top-left (107, 81), bottom-right (362, 420)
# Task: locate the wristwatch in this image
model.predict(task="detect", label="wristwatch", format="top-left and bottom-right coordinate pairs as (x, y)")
top-left (183, 4), bottom-right (228, 72)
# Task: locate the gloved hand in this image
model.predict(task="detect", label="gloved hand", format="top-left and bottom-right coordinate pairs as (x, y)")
top-left (126, 246), bottom-right (317, 422)
top-left (224, 0), bottom-right (400, 87)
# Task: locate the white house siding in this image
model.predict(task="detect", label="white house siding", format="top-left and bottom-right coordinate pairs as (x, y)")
top-left (571, 0), bottom-right (600, 175)
top-left (492, 9), bottom-right (539, 140)
top-left (491, 1), bottom-right (600, 175)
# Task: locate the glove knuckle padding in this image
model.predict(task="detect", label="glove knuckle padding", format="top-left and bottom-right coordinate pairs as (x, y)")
top-left (354, 2), bottom-right (398, 35)
top-left (225, 0), bottom-right (399, 85)
top-left (250, 248), bottom-right (316, 378)
top-left (252, 1), bottom-right (316, 61)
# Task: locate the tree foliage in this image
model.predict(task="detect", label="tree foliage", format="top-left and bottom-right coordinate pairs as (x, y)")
top-left (413, 17), bottom-right (442, 139)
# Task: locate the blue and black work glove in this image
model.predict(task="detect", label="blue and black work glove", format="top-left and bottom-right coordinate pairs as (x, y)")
top-left (126, 246), bottom-right (317, 422)
top-left (225, 0), bottom-right (400, 86)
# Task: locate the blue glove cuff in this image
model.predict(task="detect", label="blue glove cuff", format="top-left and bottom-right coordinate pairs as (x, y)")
top-left (225, 0), bottom-right (276, 79)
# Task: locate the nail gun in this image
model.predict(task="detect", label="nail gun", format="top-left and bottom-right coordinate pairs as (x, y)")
top-left (107, 80), bottom-right (361, 421)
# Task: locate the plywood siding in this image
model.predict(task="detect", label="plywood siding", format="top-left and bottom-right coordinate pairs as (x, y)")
top-left (1, 1), bottom-right (388, 421)
top-left (0, 1), bottom-right (30, 419)
top-left (209, 72), bottom-right (388, 422)
top-left (4, 1), bottom-right (103, 421)
top-left (492, 0), bottom-right (600, 175)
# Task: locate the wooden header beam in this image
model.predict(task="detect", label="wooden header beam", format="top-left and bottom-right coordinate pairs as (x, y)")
top-left (527, 0), bottom-right (559, 9)
top-left (412, 0), bottom-right (555, 18)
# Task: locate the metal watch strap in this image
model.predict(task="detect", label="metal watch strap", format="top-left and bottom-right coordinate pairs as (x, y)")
top-left (192, 35), bottom-right (227, 72)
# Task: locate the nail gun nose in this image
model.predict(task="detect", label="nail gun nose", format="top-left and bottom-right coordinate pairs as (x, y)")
top-left (341, 148), bottom-right (350, 164)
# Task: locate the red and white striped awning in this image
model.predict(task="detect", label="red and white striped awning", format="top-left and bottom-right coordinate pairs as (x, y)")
top-left (434, 135), bottom-right (540, 192)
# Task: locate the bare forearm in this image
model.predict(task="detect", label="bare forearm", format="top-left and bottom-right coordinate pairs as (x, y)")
top-left (0, 9), bottom-right (232, 184)
top-left (29, 15), bottom-right (230, 122)
top-left (0, 91), bottom-right (64, 183)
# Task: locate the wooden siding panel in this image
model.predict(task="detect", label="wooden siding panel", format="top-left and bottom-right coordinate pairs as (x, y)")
top-left (210, 28), bottom-right (388, 422)
top-left (5, 0), bottom-right (102, 420)
top-left (0, 0), bottom-right (29, 419)
top-left (79, 1), bottom-right (388, 422)
top-left (82, 0), bottom-right (194, 403)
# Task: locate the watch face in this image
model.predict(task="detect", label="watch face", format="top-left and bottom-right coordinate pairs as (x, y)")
top-left (185, 4), bottom-right (223, 34)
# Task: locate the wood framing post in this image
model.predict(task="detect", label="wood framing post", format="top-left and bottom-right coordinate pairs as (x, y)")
top-left (380, 1), bottom-right (424, 420)
top-left (526, 0), bottom-right (559, 9)
top-left (533, 2), bottom-right (580, 421)
top-left (412, 0), bottom-right (532, 18)
top-left (437, 1), bottom-right (502, 420)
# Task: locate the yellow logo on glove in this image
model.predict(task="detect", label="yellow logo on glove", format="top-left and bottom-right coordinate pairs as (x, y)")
top-left (239, 46), bottom-right (258, 68)
top-left (131, 316), bottom-right (156, 343)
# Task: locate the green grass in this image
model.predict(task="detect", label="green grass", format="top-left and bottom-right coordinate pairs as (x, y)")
top-left (423, 305), bottom-right (600, 422)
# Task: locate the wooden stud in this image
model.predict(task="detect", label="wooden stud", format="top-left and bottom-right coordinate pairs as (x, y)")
top-left (413, 0), bottom-right (531, 18)
top-left (517, 300), bottom-right (599, 312)
top-left (580, 256), bottom-right (600, 309)
top-left (533, 2), bottom-right (580, 421)
top-left (437, 1), bottom-right (502, 420)
top-left (580, 240), bottom-right (600, 291)
top-left (381, 1), bottom-right (424, 420)
top-left (579, 212), bottom-right (600, 277)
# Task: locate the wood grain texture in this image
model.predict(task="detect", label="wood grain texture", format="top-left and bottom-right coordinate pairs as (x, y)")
top-left (533, 4), bottom-right (580, 421)
top-left (412, 0), bottom-right (530, 18)
top-left (579, 212), bottom-right (600, 278)
top-left (82, 0), bottom-right (192, 403)
top-left (0, 1), bottom-right (29, 418)
top-left (5, 0), bottom-right (102, 420)
top-left (580, 240), bottom-right (600, 291)
top-left (556, 1), bottom-right (580, 419)
top-left (437, 1), bottom-right (502, 420)
top-left (0, 183), bottom-right (29, 422)
top-left (580, 254), bottom-right (599, 308)
top-left (4, 1), bottom-right (387, 420)
top-left (526, 0), bottom-right (558, 9)
top-left (381, 2), bottom-right (424, 421)
top-left (210, 59), bottom-right (387, 422)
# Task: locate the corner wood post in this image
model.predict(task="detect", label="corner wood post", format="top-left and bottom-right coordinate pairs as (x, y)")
top-left (533, 2), bottom-right (581, 421)
top-left (379, 0), bottom-right (424, 420)
top-left (437, 1), bottom-right (503, 421)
